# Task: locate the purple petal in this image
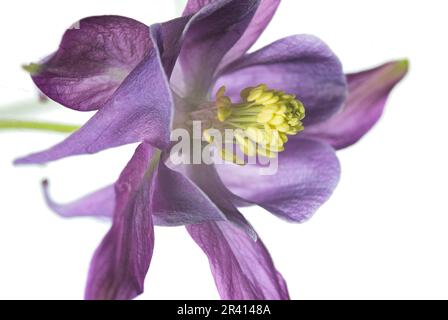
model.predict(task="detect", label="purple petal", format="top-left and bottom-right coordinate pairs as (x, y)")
top-left (15, 28), bottom-right (173, 165)
top-left (178, 163), bottom-right (257, 239)
top-left (183, 0), bottom-right (280, 69)
top-left (176, 0), bottom-right (261, 98)
top-left (303, 60), bottom-right (409, 149)
top-left (187, 221), bottom-right (289, 300)
top-left (151, 157), bottom-right (227, 226)
top-left (85, 143), bottom-right (155, 300)
top-left (43, 180), bottom-right (113, 218)
top-left (214, 35), bottom-right (347, 125)
top-left (150, 17), bottom-right (190, 78)
top-left (183, 0), bottom-right (214, 15)
top-left (219, 0), bottom-right (280, 68)
top-left (217, 138), bottom-right (340, 222)
top-left (40, 154), bottom-right (242, 228)
top-left (32, 16), bottom-right (152, 111)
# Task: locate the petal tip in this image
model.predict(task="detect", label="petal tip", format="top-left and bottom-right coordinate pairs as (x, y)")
top-left (13, 158), bottom-right (25, 166)
top-left (13, 156), bottom-right (34, 166)
top-left (395, 58), bottom-right (410, 74)
top-left (14, 153), bottom-right (48, 166)
top-left (41, 179), bottom-right (49, 187)
top-left (22, 62), bottom-right (41, 75)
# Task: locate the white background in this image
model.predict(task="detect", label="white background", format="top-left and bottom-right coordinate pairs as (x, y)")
top-left (1, 0), bottom-right (447, 299)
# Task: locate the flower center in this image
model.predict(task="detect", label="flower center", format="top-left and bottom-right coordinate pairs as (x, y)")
top-left (191, 84), bottom-right (305, 163)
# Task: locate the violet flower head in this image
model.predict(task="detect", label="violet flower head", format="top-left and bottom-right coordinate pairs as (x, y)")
top-left (17, 0), bottom-right (408, 300)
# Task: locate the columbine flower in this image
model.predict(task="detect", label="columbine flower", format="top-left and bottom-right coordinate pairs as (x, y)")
top-left (17, 0), bottom-right (408, 300)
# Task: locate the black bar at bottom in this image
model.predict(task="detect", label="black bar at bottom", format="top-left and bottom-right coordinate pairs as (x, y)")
top-left (0, 300), bottom-right (440, 319)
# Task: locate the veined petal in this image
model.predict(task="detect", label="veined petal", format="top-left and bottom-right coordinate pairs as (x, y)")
top-left (85, 143), bottom-right (155, 300)
top-left (214, 35), bottom-right (347, 125)
top-left (303, 60), bottom-right (409, 149)
top-left (217, 138), bottom-right (340, 223)
top-left (15, 28), bottom-right (173, 165)
top-left (30, 16), bottom-right (152, 111)
top-left (175, 0), bottom-right (261, 99)
top-left (187, 221), bottom-right (289, 300)
top-left (219, 0), bottom-right (280, 68)
top-left (151, 156), bottom-right (227, 226)
top-left (41, 153), bottom-right (233, 227)
top-left (183, 0), bottom-right (280, 69)
top-left (150, 17), bottom-right (191, 78)
top-left (43, 181), bottom-right (113, 218)
top-left (179, 163), bottom-right (257, 239)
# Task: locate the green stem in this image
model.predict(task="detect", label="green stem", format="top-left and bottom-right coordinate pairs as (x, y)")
top-left (0, 119), bottom-right (80, 133)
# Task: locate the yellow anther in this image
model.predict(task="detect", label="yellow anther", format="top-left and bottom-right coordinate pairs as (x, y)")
top-left (235, 132), bottom-right (257, 157)
top-left (255, 91), bottom-right (275, 104)
top-left (216, 96), bottom-right (231, 108)
top-left (247, 89), bottom-right (264, 102)
top-left (263, 104), bottom-right (280, 113)
top-left (263, 95), bottom-right (281, 105)
top-left (266, 144), bottom-right (285, 153)
top-left (275, 104), bottom-right (287, 114)
top-left (257, 147), bottom-right (277, 159)
top-left (256, 111), bottom-right (274, 124)
top-left (245, 127), bottom-right (265, 144)
top-left (269, 115), bottom-right (286, 126)
top-left (266, 131), bottom-right (284, 148)
top-left (205, 84), bottom-right (306, 161)
top-left (217, 106), bottom-right (232, 122)
top-left (282, 94), bottom-right (295, 101)
top-left (277, 123), bottom-right (291, 133)
top-left (216, 86), bottom-right (227, 98)
top-left (203, 129), bottom-right (214, 143)
top-left (220, 148), bottom-right (244, 165)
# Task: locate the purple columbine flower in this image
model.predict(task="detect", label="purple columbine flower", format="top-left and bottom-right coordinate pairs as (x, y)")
top-left (17, 0), bottom-right (408, 300)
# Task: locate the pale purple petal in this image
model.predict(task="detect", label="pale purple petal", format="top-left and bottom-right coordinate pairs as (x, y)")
top-left (183, 0), bottom-right (280, 69)
top-left (85, 143), bottom-right (155, 300)
top-left (40, 159), bottom-right (228, 226)
top-left (176, 0), bottom-right (261, 98)
top-left (183, 0), bottom-right (215, 15)
top-left (150, 17), bottom-right (190, 78)
top-left (15, 28), bottom-right (173, 165)
top-left (165, 159), bottom-right (257, 239)
top-left (219, 0), bottom-right (280, 68)
top-left (304, 60), bottom-right (409, 149)
top-left (179, 163), bottom-right (257, 239)
top-left (43, 180), bottom-right (113, 218)
top-left (187, 221), bottom-right (289, 300)
top-left (41, 154), bottom-right (239, 227)
top-left (32, 16), bottom-right (152, 111)
top-left (214, 35), bottom-right (347, 125)
top-left (150, 156), bottom-right (227, 226)
top-left (217, 138), bottom-right (340, 222)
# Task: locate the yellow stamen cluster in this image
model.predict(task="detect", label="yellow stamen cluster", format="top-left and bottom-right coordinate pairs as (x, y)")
top-left (206, 84), bottom-right (305, 161)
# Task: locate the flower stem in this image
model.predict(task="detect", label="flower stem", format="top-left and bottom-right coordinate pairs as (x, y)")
top-left (0, 119), bottom-right (80, 133)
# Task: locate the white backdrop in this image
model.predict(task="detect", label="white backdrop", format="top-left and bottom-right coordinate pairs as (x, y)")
top-left (1, 0), bottom-right (447, 299)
